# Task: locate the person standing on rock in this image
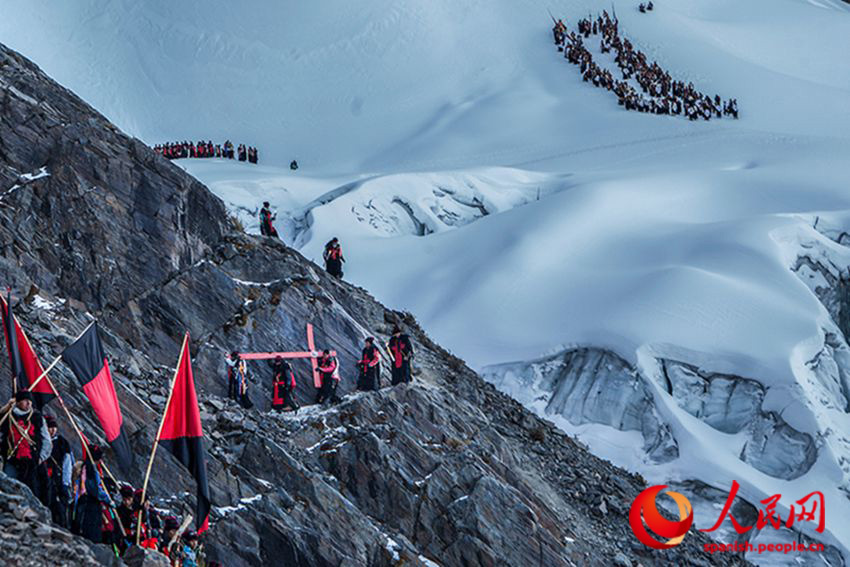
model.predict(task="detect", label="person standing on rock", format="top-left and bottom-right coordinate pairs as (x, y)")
top-left (270, 356), bottom-right (299, 412)
top-left (388, 326), bottom-right (414, 385)
top-left (116, 484), bottom-right (136, 552)
top-left (1, 391), bottom-right (52, 494)
top-left (316, 350), bottom-right (340, 404)
top-left (259, 201), bottom-right (279, 238)
top-left (180, 530), bottom-right (201, 567)
top-left (74, 445), bottom-right (113, 545)
top-left (226, 351), bottom-right (250, 406)
top-left (159, 516), bottom-right (180, 559)
top-left (43, 415), bottom-right (74, 528)
top-left (357, 337), bottom-right (382, 391)
top-left (323, 237), bottom-right (345, 279)
top-left (134, 488), bottom-right (162, 549)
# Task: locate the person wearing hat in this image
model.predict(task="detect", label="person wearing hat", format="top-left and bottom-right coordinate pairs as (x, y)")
top-left (74, 444), bottom-right (113, 544)
top-left (357, 337), bottom-right (382, 391)
top-left (116, 484), bottom-right (136, 551)
top-left (159, 515), bottom-right (181, 558)
top-left (1, 390), bottom-right (52, 493)
top-left (180, 530), bottom-right (201, 567)
top-left (43, 414), bottom-right (73, 528)
top-left (388, 326), bottom-right (415, 386)
top-left (133, 487), bottom-right (162, 546)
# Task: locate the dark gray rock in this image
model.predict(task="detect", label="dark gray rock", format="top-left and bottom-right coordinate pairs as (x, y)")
top-left (0, 473), bottom-right (116, 566)
top-left (122, 546), bottom-right (170, 567)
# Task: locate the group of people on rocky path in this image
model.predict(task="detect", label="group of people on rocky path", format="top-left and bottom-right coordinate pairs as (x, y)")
top-left (154, 140), bottom-right (259, 163)
top-left (553, 12), bottom-right (738, 120)
top-left (226, 327), bottom-right (415, 413)
top-left (1, 391), bottom-right (218, 566)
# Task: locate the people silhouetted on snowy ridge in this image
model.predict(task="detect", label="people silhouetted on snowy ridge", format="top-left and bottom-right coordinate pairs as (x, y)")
top-left (153, 139), bottom-right (260, 164)
top-left (323, 238), bottom-right (345, 279)
top-left (259, 201), bottom-right (279, 238)
top-left (559, 11), bottom-right (737, 120)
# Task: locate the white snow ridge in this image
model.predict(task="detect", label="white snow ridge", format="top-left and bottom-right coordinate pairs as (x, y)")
top-left (4, 0), bottom-right (850, 564)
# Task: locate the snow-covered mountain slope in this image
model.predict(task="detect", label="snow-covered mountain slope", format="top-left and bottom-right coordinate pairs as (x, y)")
top-left (4, 0), bottom-right (850, 564)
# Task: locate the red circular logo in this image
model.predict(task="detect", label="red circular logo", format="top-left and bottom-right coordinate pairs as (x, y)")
top-left (629, 485), bottom-right (694, 549)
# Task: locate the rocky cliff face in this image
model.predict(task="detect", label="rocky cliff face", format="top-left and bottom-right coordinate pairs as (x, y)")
top-left (0, 43), bottom-right (750, 566)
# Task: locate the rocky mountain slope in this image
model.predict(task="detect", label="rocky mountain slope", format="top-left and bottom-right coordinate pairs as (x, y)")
top-left (0, 42), bottom-right (750, 566)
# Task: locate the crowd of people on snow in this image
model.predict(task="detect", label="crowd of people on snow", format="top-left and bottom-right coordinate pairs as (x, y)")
top-left (1, 391), bottom-right (218, 566)
top-left (226, 327), bottom-right (415, 413)
top-left (552, 11), bottom-right (738, 120)
top-left (154, 140), bottom-right (259, 164)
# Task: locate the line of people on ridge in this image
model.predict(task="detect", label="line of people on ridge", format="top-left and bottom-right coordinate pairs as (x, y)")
top-left (1, 391), bottom-right (218, 566)
top-left (552, 12), bottom-right (738, 119)
top-left (154, 140), bottom-right (259, 164)
top-left (225, 327), bottom-right (415, 412)
top-left (258, 202), bottom-right (345, 280)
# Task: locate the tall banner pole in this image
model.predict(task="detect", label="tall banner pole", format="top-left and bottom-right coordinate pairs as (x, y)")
top-left (0, 353), bottom-right (62, 428)
top-left (41, 372), bottom-right (126, 535)
top-left (136, 332), bottom-right (188, 545)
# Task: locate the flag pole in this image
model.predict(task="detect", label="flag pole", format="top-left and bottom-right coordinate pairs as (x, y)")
top-left (40, 372), bottom-right (126, 535)
top-left (136, 331), bottom-right (189, 545)
top-left (4, 288), bottom-right (17, 395)
top-left (0, 353), bottom-right (62, 428)
top-left (0, 320), bottom-right (95, 427)
top-left (41, 372), bottom-right (120, 484)
top-left (0, 318), bottom-right (93, 428)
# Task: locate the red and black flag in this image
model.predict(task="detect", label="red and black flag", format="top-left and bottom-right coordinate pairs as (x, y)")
top-left (1, 291), bottom-right (57, 408)
top-left (61, 322), bottom-right (134, 473)
top-left (158, 333), bottom-right (210, 533)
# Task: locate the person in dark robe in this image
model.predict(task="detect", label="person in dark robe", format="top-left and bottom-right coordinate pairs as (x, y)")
top-left (388, 326), bottom-right (414, 385)
top-left (259, 202), bottom-right (279, 238)
top-left (116, 484), bottom-right (135, 552)
top-left (357, 338), bottom-right (381, 391)
top-left (43, 415), bottom-right (73, 528)
top-left (316, 350), bottom-right (340, 404)
top-left (270, 356), bottom-right (299, 412)
top-left (74, 445), bottom-right (112, 545)
top-left (323, 238), bottom-right (345, 278)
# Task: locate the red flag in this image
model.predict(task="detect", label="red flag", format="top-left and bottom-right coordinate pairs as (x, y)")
top-left (159, 333), bottom-right (211, 533)
top-left (61, 322), bottom-right (134, 473)
top-left (0, 293), bottom-right (57, 408)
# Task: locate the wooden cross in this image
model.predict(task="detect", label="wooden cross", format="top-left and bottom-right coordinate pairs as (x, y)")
top-left (234, 324), bottom-right (336, 388)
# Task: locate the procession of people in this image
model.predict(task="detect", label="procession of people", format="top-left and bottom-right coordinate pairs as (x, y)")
top-left (554, 11), bottom-right (738, 120)
top-left (226, 326), bottom-right (415, 414)
top-left (1, 390), bottom-right (207, 565)
top-left (154, 140), bottom-right (259, 164)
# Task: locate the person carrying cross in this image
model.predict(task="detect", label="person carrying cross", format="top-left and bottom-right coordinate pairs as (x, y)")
top-left (270, 356), bottom-right (299, 412)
